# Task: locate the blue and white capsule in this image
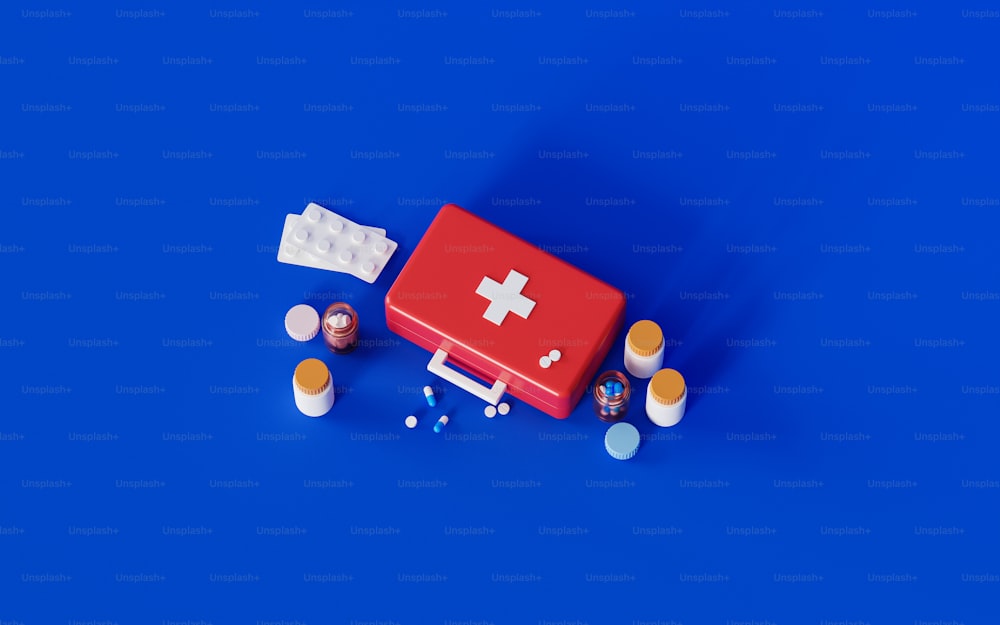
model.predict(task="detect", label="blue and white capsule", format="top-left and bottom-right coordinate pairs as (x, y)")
top-left (433, 415), bottom-right (449, 434)
top-left (423, 385), bottom-right (437, 407)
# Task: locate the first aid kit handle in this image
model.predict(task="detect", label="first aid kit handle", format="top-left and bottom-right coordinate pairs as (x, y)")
top-left (427, 348), bottom-right (507, 406)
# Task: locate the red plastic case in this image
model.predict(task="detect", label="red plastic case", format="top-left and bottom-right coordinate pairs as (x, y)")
top-left (385, 204), bottom-right (625, 419)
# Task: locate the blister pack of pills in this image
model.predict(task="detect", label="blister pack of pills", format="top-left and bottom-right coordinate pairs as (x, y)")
top-left (276, 203), bottom-right (397, 284)
top-left (277, 214), bottom-right (385, 271)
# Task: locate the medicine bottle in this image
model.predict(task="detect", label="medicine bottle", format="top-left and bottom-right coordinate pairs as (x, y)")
top-left (593, 370), bottom-right (631, 422)
top-left (322, 302), bottom-right (359, 354)
top-left (293, 358), bottom-right (335, 417)
top-left (624, 320), bottom-right (664, 379)
top-left (645, 368), bottom-right (686, 427)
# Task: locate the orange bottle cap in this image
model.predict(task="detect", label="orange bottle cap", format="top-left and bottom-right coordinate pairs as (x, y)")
top-left (627, 320), bottom-right (664, 357)
top-left (649, 368), bottom-right (685, 405)
top-left (294, 358), bottom-right (330, 395)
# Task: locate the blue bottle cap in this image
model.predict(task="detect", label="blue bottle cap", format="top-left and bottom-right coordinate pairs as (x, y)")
top-left (604, 422), bottom-right (640, 460)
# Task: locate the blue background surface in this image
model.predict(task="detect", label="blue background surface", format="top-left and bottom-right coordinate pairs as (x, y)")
top-left (2, 1), bottom-right (999, 623)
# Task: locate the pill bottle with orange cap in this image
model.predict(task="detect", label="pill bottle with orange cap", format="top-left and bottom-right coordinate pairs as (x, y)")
top-left (293, 358), bottom-right (336, 417)
top-left (646, 368), bottom-right (686, 427)
top-left (624, 320), bottom-right (664, 379)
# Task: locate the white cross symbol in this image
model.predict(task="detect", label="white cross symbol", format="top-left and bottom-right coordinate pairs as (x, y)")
top-left (475, 269), bottom-right (536, 326)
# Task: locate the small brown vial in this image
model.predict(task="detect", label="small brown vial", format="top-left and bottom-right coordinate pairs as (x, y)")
top-left (322, 302), bottom-right (359, 354)
top-left (592, 370), bottom-right (631, 423)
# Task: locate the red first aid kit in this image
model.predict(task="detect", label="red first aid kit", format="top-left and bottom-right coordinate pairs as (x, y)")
top-left (385, 204), bottom-right (626, 419)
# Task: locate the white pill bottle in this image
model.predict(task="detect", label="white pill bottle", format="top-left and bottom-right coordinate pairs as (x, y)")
top-left (293, 358), bottom-right (336, 417)
top-left (623, 320), bottom-right (664, 379)
top-left (646, 368), bottom-right (686, 427)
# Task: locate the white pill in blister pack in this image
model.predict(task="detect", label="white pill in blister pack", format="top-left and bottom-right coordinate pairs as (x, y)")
top-left (276, 211), bottom-right (387, 275)
top-left (277, 215), bottom-right (327, 270)
top-left (284, 203), bottom-right (398, 284)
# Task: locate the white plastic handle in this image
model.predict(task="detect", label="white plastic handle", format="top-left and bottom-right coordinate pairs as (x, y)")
top-left (427, 348), bottom-right (507, 406)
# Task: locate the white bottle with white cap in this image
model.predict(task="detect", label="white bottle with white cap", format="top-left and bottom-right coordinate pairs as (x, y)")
top-left (293, 358), bottom-right (335, 417)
